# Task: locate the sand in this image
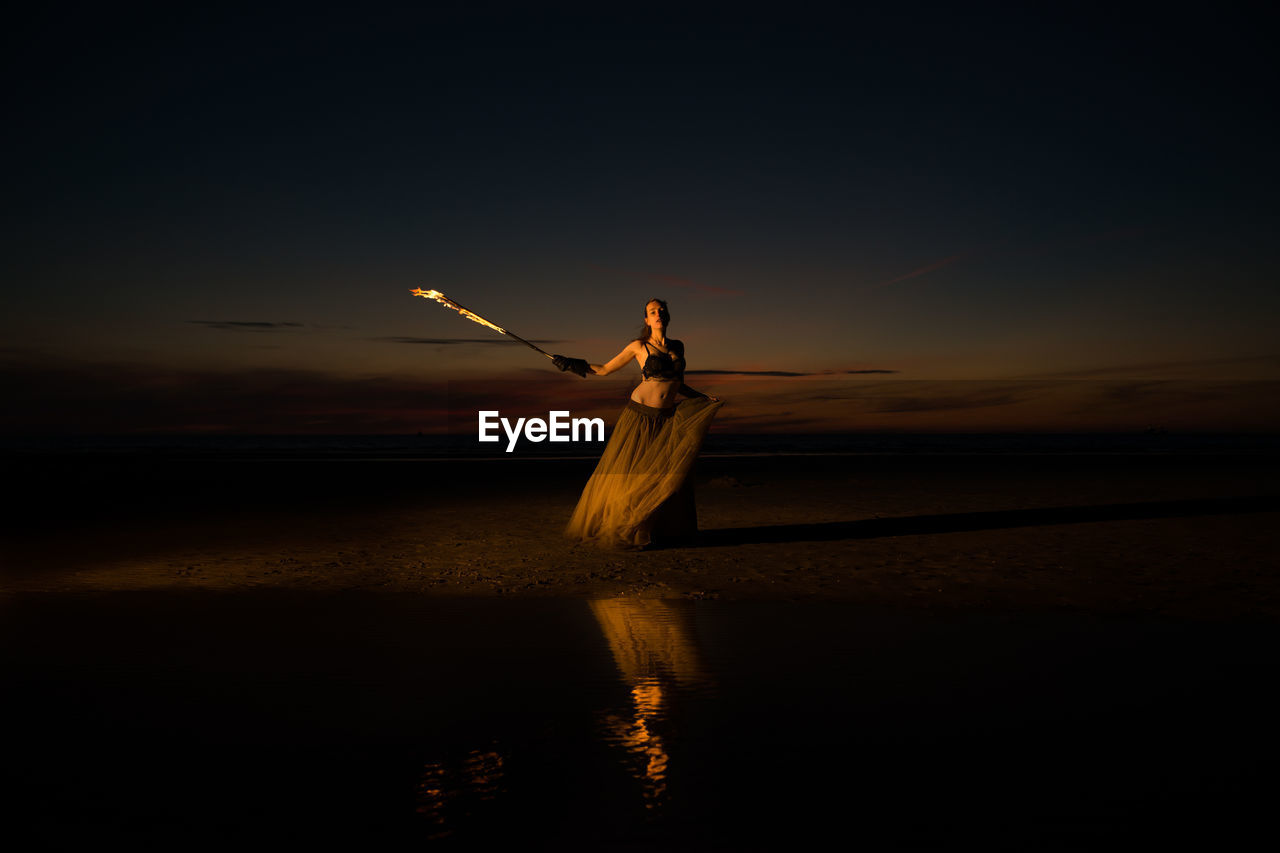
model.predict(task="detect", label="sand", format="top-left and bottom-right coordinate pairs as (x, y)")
top-left (4, 451), bottom-right (1278, 619)
top-left (4, 448), bottom-right (1279, 845)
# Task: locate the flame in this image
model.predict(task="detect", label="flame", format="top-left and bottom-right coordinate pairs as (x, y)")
top-left (411, 287), bottom-right (507, 335)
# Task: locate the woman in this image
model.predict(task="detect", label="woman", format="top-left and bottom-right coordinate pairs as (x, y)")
top-left (553, 299), bottom-right (722, 549)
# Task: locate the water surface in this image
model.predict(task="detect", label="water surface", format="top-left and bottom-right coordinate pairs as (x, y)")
top-left (3, 592), bottom-right (1273, 846)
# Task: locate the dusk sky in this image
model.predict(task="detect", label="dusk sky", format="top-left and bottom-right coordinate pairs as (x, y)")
top-left (4, 5), bottom-right (1277, 434)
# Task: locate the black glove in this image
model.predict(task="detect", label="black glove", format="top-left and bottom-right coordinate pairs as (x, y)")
top-left (552, 355), bottom-right (590, 378)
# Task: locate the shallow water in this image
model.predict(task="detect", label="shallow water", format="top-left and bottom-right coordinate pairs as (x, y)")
top-left (3, 592), bottom-right (1274, 846)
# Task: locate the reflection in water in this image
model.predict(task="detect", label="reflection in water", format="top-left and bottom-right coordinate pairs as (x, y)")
top-left (590, 598), bottom-right (708, 812)
top-left (10, 595), bottom-right (1253, 844)
top-left (415, 746), bottom-right (506, 840)
top-left (601, 680), bottom-right (671, 808)
top-left (409, 599), bottom-right (708, 836)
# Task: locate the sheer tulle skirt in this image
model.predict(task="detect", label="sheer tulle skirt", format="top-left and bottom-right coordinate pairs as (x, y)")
top-left (565, 397), bottom-right (722, 549)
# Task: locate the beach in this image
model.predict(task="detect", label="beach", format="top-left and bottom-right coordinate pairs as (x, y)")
top-left (4, 446), bottom-right (1279, 845)
top-left (4, 449), bottom-right (1278, 618)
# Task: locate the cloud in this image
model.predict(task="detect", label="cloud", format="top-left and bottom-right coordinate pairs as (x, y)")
top-left (687, 368), bottom-right (900, 377)
top-left (792, 382), bottom-right (1043, 412)
top-left (3, 355), bottom-right (1274, 435)
top-left (1009, 355), bottom-right (1280, 381)
top-left (186, 321), bottom-right (305, 331)
top-left (711, 412), bottom-right (835, 432)
top-left (1076, 380), bottom-right (1239, 413)
top-left (687, 369), bottom-right (814, 377)
top-left (870, 253), bottom-right (967, 290)
top-left (865, 227), bottom-right (1149, 293)
top-left (0, 354), bottom-right (639, 435)
top-left (863, 390), bottom-right (1031, 414)
top-left (0, 359), bottom-right (447, 434)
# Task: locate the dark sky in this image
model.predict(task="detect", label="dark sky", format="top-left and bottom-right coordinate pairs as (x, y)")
top-left (4, 4), bottom-right (1277, 433)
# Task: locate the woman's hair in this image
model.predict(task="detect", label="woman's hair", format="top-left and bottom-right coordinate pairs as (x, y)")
top-left (635, 298), bottom-right (669, 342)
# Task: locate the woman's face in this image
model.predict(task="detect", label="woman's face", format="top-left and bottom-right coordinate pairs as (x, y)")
top-left (645, 300), bottom-right (669, 332)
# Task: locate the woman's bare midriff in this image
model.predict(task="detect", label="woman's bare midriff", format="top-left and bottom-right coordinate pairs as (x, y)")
top-left (629, 377), bottom-right (680, 408)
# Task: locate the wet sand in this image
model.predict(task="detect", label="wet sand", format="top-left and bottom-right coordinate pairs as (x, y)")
top-left (4, 449), bottom-right (1278, 844)
top-left (3, 452), bottom-right (1279, 619)
top-left (4, 590), bottom-right (1277, 846)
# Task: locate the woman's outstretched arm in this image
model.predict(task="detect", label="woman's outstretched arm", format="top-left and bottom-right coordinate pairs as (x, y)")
top-left (590, 341), bottom-right (641, 376)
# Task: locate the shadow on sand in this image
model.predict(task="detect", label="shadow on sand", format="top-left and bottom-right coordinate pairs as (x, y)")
top-left (694, 494), bottom-right (1280, 548)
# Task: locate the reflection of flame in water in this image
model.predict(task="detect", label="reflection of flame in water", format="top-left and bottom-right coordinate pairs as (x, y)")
top-left (415, 746), bottom-right (505, 840)
top-left (410, 287), bottom-right (508, 335)
top-left (603, 680), bottom-right (671, 806)
top-left (590, 598), bottom-right (707, 812)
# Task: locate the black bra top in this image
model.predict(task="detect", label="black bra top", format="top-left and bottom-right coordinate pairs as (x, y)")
top-left (641, 340), bottom-right (685, 381)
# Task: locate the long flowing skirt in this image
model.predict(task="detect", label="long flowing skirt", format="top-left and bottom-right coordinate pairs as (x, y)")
top-left (565, 397), bottom-right (722, 549)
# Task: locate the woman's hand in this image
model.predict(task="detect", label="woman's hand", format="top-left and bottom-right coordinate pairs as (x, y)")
top-left (552, 355), bottom-right (591, 378)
